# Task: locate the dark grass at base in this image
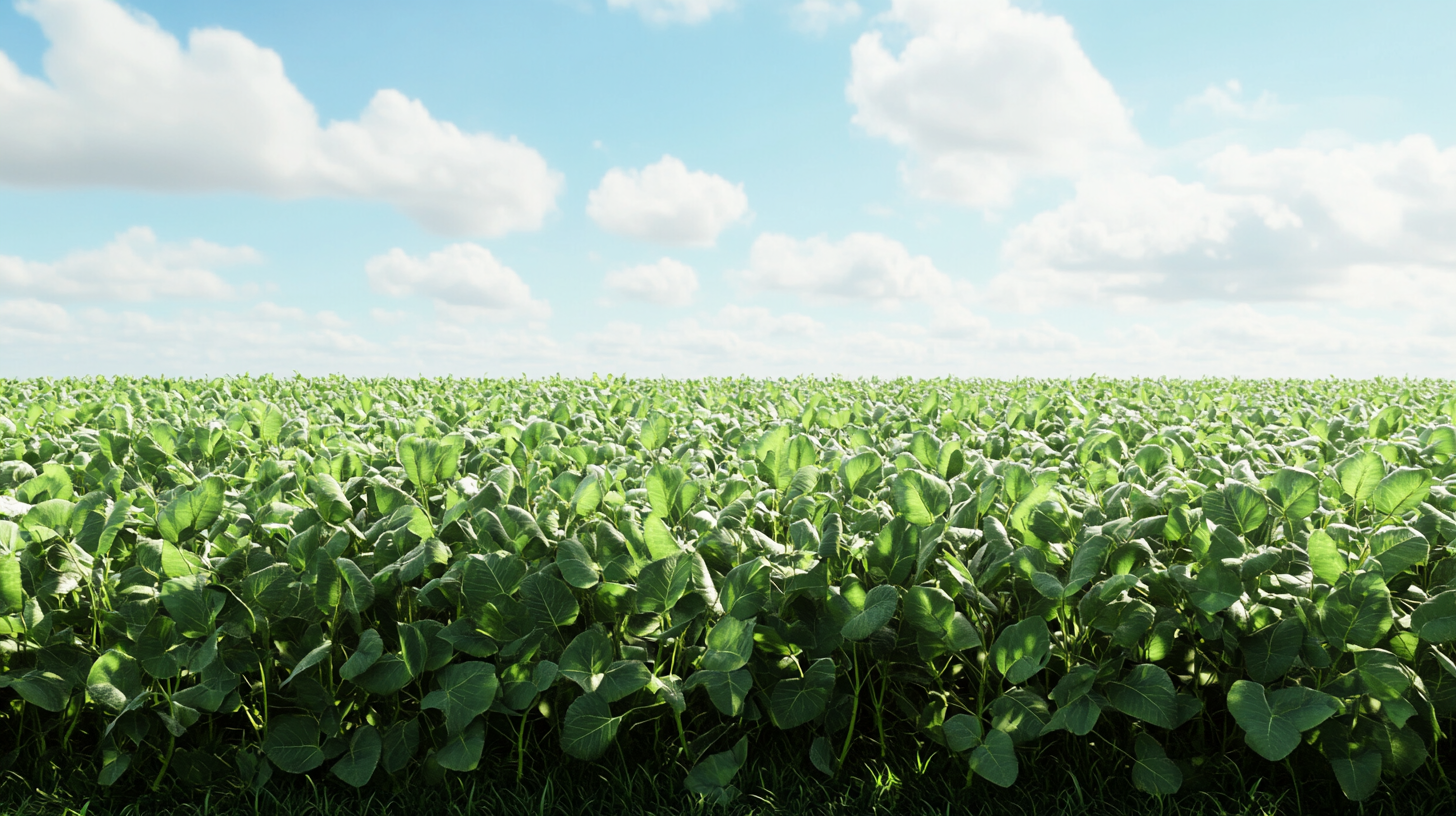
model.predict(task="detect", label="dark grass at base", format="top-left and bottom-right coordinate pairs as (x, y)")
top-left (3, 750), bottom-right (1454, 816)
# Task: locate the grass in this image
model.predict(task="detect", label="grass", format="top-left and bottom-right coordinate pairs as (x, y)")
top-left (3, 741), bottom-right (1453, 816)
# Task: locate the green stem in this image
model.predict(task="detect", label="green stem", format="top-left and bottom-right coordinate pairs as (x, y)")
top-left (516, 709), bottom-right (529, 783)
top-left (836, 648), bottom-right (862, 774)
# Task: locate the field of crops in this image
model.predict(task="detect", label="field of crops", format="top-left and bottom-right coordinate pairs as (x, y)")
top-left (2, 377), bottom-right (1455, 811)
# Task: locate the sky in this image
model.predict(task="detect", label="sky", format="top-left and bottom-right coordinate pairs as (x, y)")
top-left (1, 0), bottom-right (1454, 379)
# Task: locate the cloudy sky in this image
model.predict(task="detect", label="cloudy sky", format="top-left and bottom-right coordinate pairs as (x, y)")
top-left (2, 0), bottom-right (1453, 378)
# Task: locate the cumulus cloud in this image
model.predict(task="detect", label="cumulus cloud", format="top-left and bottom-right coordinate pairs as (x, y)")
top-left (603, 258), bottom-right (699, 306)
top-left (791, 0), bottom-right (861, 33)
top-left (0, 0), bottom-right (561, 236)
top-left (0, 227), bottom-right (259, 301)
top-left (847, 0), bottom-right (1140, 208)
top-left (730, 232), bottom-right (952, 306)
top-left (993, 135), bottom-right (1456, 310)
top-left (0, 299), bottom-right (381, 377)
top-left (606, 0), bottom-right (735, 25)
top-left (1177, 80), bottom-right (1286, 121)
top-left (587, 156), bottom-right (749, 246)
top-left (366, 244), bottom-right (551, 320)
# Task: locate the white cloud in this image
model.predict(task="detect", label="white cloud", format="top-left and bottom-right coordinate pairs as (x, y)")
top-left (1177, 80), bottom-right (1286, 121)
top-left (993, 135), bottom-right (1456, 310)
top-left (603, 258), bottom-right (699, 306)
top-left (730, 232), bottom-right (952, 306)
top-left (0, 0), bottom-right (561, 236)
top-left (0, 227), bottom-right (259, 301)
top-left (791, 0), bottom-right (861, 33)
top-left (587, 156), bottom-right (749, 246)
top-left (606, 0), bottom-right (735, 25)
top-left (847, 0), bottom-right (1140, 208)
top-left (366, 244), bottom-right (551, 320)
top-left (0, 300), bottom-right (382, 376)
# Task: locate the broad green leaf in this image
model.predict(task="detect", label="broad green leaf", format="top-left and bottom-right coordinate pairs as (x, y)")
top-left (635, 553), bottom-right (693, 614)
top-left (1104, 664), bottom-right (1176, 729)
top-left (1132, 734), bottom-right (1182, 795)
top-left (1045, 695), bottom-right (1101, 736)
top-left (156, 476), bottom-right (224, 544)
top-left (263, 716), bottom-right (325, 774)
top-left (685, 669), bottom-right (752, 717)
top-left (1330, 750), bottom-right (1382, 802)
top-left (702, 615), bottom-right (756, 672)
top-left (1318, 572), bottom-right (1392, 650)
top-left (434, 718), bottom-right (486, 772)
top-left (520, 572), bottom-right (580, 630)
top-left (1372, 467), bottom-right (1433, 517)
top-left (461, 552), bottom-right (528, 609)
top-left (159, 576), bottom-right (222, 638)
top-left (340, 630), bottom-right (384, 681)
top-left (721, 557), bottom-right (772, 619)
top-left (969, 729), bottom-right (1018, 788)
top-left (839, 451), bottom-right (882, 496)
top-left (990, 617), bottom-right (1050, 684)
top-left (684, 736), bottom-right (747, 806)
top-left (1336, 452), bottom-right (1384, 507)
top-left (560, 629), bottom-right (614, 690)
top-left (10, 670), bottom-right (70, 711)
top-left (1226, 680), bottom-right (1340, 761)
top-left (1306, 530), bottom-right (1347, 585)
top-left (282, 640), bottom-right (334, 687)
top-left (592, 660), bottom-right (651, 703)
top-left (0, 549), bottom-right (22, 613)
top-left (422, 662), bottom-right (499, 736)
top-left (352, 654), bottom-right (413, 696)
top-left (331, 725), bottom-right (380, 787)
top-left (86, 649), bottom-right (143, 714)
top-left (1412, 590), bottom-right (1456, 642)
top-left (1269, 467), bottom-right (1320, 521)
top-left (840, 584), bottom-right (898, 641)
top-left (561, 693), bottom-right (622, 760)
top-left (398, 622), bottom-right (430, 678)
top-left (944, 713), bottom-right (984, 752)
top-left (336, 557), bottom-right (375, 614)
top-left (1190, 562), bottom-right (1242, 614)
top-left (1243, 619), bottom-right (1304, 684)
top-left (892, 470), bottom-right (950, 526)
top-left (309, 474), bottom-right (353, 525)
top-left (1369, 526), bottom-right (1429, 577)
top-left (556, 537), bottom-right (599, 589)
top-left (769, 658), bottom-right (835, 729)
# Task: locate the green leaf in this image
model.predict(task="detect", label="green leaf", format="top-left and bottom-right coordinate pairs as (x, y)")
top-left (592, 660), bottom-right (651, 703)
top-left (282, 640), bottom-right (334, 687)
top-left (560, 629), bottom-right (613, 689)
top-left (990, 617), bottom-right (1050, 684)
top-left (1412, 590), bottom-right (1456, 643)
top-left (310, 474), bottom-right (353, 525)
top-left (336, 557), bottom-right (375, 614)
top-left (1269, 467), bottom-right (1320, 521)
top-left (1369, 526), bottom-right (1429, 577)
top-left (1330, 750), bottom-right (1382, 802)
top-left (1372, 467), bottom-right (1433, 517)
top-left (893, 470), bottom-right (951, 526)
top-left (635, 553), bottom-right (693, 614)
top-left (1243, 619), bottom-right (1304, 684)
top-left (352, 654), bottom-right (414, 696)
top-left (1045, 695), bottom-right (1101, 736)
top-left (422, 662), bottom-right (499, 736)
top-left (160, 576), bottom-right (222, 638)
top-left (330, 726), bottom-right (380, 787)
top-left (702, 615), bottom-right (756, 672)
top-left (0, 548), bottom-right (22, 613)
top-left (1336, 452), bottom-right (1384, 507)
top-left (397, 434), bottom-right (464, 491)
top-left (685, 669), bottom-right (752, 717)
top-left (10, 670), bottom-right (70, 711)
top-left (1104, 664), bottom-right (1177, 729)
top-left (684, 736), bottom-right (747, 806)
top-left (969, 729), bottom-right (1018, 788)
top-left (556, 537), bottom-right (599, 589)
top-left (1306, 530), bottom-right (1347, 585)
top-left (561, 693), bottom-right (622, 760)
top-left (398, 622), bottom-right (430, 679)
top-left (434, 717), bottom-right (486, 772)
top-left (721, 557), bottom-right (772, 620)
top-left (840, 585), bottom-right (898, 641)
top-left (769, 658), bottom-right (835, 729)
top-left (264, 716), bottom-right (324, 774)
top-left (520, 572), bottom-right (580, 630)
top-left (839, 451), bottom-right (882, 496)
top-left (944, 713), bottom-right (984, 752)
top-left (1132, 734), bottom-right (1182, 796)
top-left (461, 552), bottom-right (528, 609)
top-left (86, 649), bottom-right (143, 714)
top-left (156, 476), bottom-right (224, 544)
top-left (340, 630), bottom-right (384, 681)
top-left (1190, 562), bottom-right (1242, 614)
top-left (1223, 483), bottom-right (1268, 535)
top-left (1318, 572), bottom-right (1392, 650)
top-left (1226, 680), bottom-right (1340, 761)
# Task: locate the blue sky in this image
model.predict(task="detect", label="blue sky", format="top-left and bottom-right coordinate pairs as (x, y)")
top-left (2, 0), bottom-right (1453, 378)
